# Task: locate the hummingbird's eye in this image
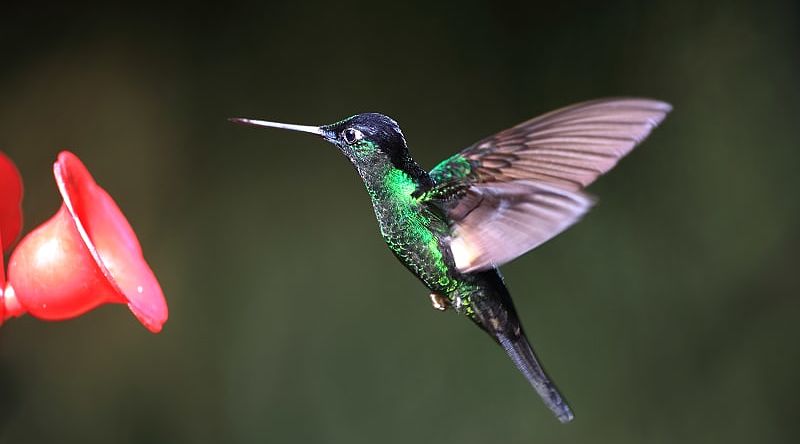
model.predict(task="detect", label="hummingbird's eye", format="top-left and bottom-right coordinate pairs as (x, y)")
top-left (342, 128), bottom-right (363, 144)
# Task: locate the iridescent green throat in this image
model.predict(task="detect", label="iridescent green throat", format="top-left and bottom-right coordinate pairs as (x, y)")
top-left (356, 153), bottom-right (458, 296)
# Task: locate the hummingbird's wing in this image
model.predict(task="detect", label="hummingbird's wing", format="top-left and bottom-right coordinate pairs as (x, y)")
top-left (425, 98), bottom-right (671, 273)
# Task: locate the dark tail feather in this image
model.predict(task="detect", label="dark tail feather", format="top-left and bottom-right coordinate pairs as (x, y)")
top-left (467, 269), bottom-right (574, 422)
top-left (497, 332), bottom-right (575, 423)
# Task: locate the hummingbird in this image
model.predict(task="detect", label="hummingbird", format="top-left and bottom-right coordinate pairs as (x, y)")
top-left (231, 98), bottom-right (670, 423)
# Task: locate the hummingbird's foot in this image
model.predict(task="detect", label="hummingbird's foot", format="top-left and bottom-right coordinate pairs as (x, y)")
top-left (429, 293), bottom-right (449, 311)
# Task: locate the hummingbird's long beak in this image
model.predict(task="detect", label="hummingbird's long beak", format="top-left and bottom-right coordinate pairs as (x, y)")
top-left (228, 118), bottom-right (328, 137)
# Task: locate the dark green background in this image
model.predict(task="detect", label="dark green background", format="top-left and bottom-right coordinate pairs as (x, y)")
top-left (1, 1), bottom-right (798, 443)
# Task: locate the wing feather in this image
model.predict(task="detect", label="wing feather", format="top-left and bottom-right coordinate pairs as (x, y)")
top-left (428, 98), bottom-right (671, 272)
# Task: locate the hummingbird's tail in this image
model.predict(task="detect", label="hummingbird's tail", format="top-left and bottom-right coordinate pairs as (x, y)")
top-left (466, 269), bottom-right (574, 423)
top-left (496, 331), bottom-right (574, 423)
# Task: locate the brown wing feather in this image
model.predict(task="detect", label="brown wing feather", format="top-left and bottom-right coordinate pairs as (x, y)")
top-left (447, 182), bottom-right (596, 271)
top-left (460, 98), bottom-right (672, 189)
top-left (429, 98), bottom-right (671, 272)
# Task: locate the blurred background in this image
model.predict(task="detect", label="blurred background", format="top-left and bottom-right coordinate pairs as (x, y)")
top-left (1, 1), bottom-right (798, 443)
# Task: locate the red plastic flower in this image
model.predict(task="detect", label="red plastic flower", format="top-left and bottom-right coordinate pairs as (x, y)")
top-left (0, 151), bottom-right (167, 332)
top-left (0, 151), bottom-right (23, 254)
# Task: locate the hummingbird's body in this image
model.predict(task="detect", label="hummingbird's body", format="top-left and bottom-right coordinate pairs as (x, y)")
top-left (232, 98), bottom-right (671, 423)
top-left (351, 133), bottom-right (574, 421)
top-left (357, 159), bottom-right (454, 294)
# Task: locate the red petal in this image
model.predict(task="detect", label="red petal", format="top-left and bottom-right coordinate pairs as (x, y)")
top-left (54, 151), bottom-right (168, 332)
top-left (0, 152), bottom-right (24, 254)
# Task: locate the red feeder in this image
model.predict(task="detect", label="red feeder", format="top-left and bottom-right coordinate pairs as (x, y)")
top-left (4, 151), bottom-right (167, 332)
top-left (0, 151), bottom-right (23, 253)
top-left (0, 151), bottom-right (24, 322)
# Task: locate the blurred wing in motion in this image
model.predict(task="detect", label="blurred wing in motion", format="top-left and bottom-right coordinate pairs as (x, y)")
top-left (426, 98), bottom-right (671, 272)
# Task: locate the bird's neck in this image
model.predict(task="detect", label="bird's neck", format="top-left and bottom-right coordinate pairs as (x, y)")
top-left (356, 158), bottom-right (430, 204)
top-left (352, 161), bottom-right (425, 243)
top-left (360, 165), bottom-right (412, 206)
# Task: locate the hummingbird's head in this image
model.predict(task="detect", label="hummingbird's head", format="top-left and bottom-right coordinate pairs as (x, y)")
top-left (320, 113), bottom-right (410, 168)
top-left (231, 113), bottom-right (428, 183)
